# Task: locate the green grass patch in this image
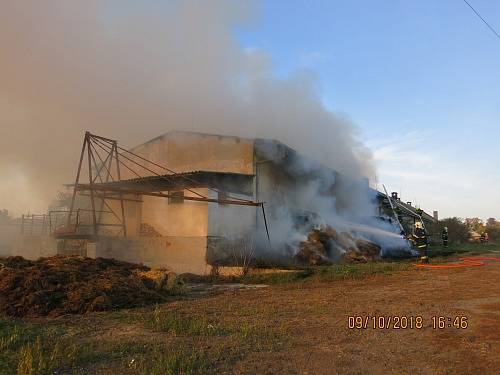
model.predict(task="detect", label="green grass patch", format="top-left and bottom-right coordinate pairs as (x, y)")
top-left (133, 344), bottom-right (210, 375)
top-left (141, 305), bottom-right (288, 349)
top-left (0, 317), bottom-right (156, 374)
top-left (15, 336), bottom-right (79, 375)
top-left (126, 341), bottom-right (229, 375)
top-left (235, 321), bottom-right (287, 352)
top-left (1, 303), bottom-right (291, 374)
top-left (144, 305), bottom-right (226, 336)
top-left (238, 261), bottom-right (412, 285)
top-left (126, 306), bottom-right (288, 374)
top-left (144, 304), bottom-right (287, 342)
top-left (427, 242), bottom-right (500, 258)
top-left (0, 318), bottom-right (70, 375)
top-left (309, 261), bottom-right (411, 282)
top-left (240, 269), bottom-right (314, 284)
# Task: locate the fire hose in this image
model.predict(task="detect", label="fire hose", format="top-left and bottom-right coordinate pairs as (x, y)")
top-left (414, 256), bottom-right (500, 269)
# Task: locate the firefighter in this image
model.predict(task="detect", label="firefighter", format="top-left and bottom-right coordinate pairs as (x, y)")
top-left (442, 227), bottom-right (449, 247)
top-left (413, 221), bottom-right (428, 261)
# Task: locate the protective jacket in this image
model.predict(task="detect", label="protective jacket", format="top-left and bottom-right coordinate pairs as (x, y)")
top-left (442, 230), bottom-right (448, 246)
top-left (414, 227), bottom-right (427, 249)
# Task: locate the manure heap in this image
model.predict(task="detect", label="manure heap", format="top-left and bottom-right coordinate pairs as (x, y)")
top-left (0, 256), bottom-right (174, 318)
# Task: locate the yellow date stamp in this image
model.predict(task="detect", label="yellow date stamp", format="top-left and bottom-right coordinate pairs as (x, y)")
top-left (348, 316), bottom-right (469, 330)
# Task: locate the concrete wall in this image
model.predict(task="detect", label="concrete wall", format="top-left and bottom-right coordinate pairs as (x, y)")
top-left (141, 188), bottom-right (209, 237)
top-left (207, 190), bottom-right (256, 238)
top-left (93, 186), bottom-right (211, 274)
top-left (88, 132), bottom-right (263, 272)
top-left (99, 194), bottom-right (142, 236)
top-left (206, 190), bottom-right (257, 265)
top-left (98, 186), bottom-right (209, 239)
top-left (128, 131), bottom-right (255, 176)
top-left (254, 160), bottom-right (298, 250)
top-left (88, 236), bottom-right (211, 275)
top-left (256, 160), bottom-right (296, 209)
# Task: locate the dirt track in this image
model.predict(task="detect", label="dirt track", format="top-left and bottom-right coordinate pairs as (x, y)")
top-left (174, 256), bottom-right (500, 374)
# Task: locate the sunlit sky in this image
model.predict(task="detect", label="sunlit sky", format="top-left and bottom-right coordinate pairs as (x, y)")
top-left (236, 0), bottom-right (500, 220)
top-left (1, 1), bottom-right (499, 220)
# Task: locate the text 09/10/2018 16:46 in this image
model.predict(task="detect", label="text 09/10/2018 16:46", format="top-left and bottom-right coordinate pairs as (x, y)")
top-left (348, 316), bottom-right (469, 330)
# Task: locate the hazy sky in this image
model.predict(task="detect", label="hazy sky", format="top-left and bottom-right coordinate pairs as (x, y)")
top-left (235, 0), bottom-right (500, 219)
top-left (1, 0), bottom-right (498, 220)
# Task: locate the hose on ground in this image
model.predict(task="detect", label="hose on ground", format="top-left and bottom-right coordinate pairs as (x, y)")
top-left (414, 257), bottom-right (500, 269)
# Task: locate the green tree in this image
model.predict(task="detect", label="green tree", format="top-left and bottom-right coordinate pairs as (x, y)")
top-left (486, 218), bottom-right (497, 226)
top-left (435, 217), bottom-right (469, 244)
top-left (485, 217), bottom-right (500, 240)
top-left (464, 217), bottom-right (485, 234)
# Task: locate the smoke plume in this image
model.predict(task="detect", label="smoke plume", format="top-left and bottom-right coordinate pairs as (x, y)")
top-left (0, 0), bottom-right (374, 215)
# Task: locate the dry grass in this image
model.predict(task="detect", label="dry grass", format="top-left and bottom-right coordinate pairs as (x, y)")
top-left (1, 250), bottom-right (499, 374)
top-left (0, 301), bottom-right (289, 374)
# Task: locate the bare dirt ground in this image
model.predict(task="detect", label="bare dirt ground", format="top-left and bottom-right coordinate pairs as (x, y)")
top-left (2, 254), bottom-right (499, 374)
top-left (179, 257), bottom-right (499, 374)
top-left (227, 260), bottom-right (500, 374)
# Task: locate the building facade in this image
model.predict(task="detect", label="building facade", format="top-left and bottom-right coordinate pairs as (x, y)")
top-left (88, 131), bottom-right (373, 274)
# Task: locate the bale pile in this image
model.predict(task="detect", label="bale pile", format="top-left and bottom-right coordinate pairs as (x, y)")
top-left (295, 228), bottom-right (335, 266)
top-left (295, 226), bottom-right (381, 265)
top-left (0, 256), bottom-right (176, 318)
top-left (344, 239), bottom-right (381, 263)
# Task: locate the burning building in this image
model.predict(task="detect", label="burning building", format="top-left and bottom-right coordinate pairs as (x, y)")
top-left (375, 191), bottom-right (436, 235)
top-left (1, 1), bottom-right (438, 274)
top-left (14, 130), bottom-right (434, 275)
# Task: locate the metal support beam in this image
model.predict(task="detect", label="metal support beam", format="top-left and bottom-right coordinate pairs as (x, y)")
top-left (87, 133), bottom-right (99, 235)
top-left (113, 142), bottom-right (127, 237)
top-left (63, 131), bottom-right (272, 242)
top-left (75, 183), bottom-right (263, 206)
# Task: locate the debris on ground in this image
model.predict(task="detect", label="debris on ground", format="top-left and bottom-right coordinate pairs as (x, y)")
top-left (136, 268), bottom-right (185, 292)
top-left (0, 255), bottom-right (181, 318)
top-left (295, 226), bottom-right (381, 265)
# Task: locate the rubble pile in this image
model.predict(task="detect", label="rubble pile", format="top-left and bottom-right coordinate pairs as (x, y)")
top-left (295, 226), bottom-right (381, 265)
top-left (0, 256), bottom-right (176, 318)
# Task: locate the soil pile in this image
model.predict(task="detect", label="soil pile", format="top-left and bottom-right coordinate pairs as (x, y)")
top-left (0, 256), bottom-right (174, 318)
top-left (295, 226), bottom-right (381, 265)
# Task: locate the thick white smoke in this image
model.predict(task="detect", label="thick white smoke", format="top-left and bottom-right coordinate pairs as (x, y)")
top-left (250, 144), bottom-right (411, 258)
top-left (0, 0), bottom-right (374, 216)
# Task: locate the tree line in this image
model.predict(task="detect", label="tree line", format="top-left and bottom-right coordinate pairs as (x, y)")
top-left (431, 217), bottom-right (500, 244)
